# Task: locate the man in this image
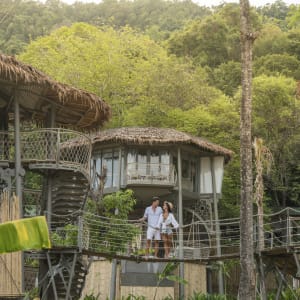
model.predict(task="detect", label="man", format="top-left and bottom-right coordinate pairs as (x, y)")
top-left (140, 196), bottom-right (163, 257)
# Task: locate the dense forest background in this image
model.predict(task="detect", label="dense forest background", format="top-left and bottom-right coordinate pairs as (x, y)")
top-left (1, 0), bottom-right (300, 218)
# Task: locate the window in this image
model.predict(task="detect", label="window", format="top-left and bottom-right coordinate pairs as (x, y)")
top-left (174, 153), bottom-right (199, 192)
top-left (182, 159), bottom-right (190, 178)
top-left (91, 149), bottom-right (122, 189)
top-left (127, 149), bottom-right (170, 180)
top-left (150, 150), bottom-right (159, 176)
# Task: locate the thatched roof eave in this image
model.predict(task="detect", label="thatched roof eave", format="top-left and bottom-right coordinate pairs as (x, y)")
top-left (0, 54), bottom-right (111, 129)
top-left (92, 127), bottom-right (234, 162)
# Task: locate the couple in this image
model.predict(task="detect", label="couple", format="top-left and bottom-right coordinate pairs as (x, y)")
top-left (141, 196), bottom-right (179, 258)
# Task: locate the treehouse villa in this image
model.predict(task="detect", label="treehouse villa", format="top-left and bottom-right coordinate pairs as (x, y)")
top-left (81, 127), bottom-right (233, 299)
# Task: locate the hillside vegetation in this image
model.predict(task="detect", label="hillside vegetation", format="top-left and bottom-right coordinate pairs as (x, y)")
top-left (2, 0), bottom-right (300, 217)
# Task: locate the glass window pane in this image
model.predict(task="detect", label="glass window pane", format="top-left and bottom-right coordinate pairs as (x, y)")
top-left (182, 159), bottom-right (190, 178)
top-left (214, 156), bottom-right (224, 193)
top-left (93, 157), bottom-right (102, 189)
top-left (113, 153), bottom-right (119, 187)
top-left (137, 150), bottom-right (147, 176)
top-left (103, 152), bottom-right (113, 188)
top-left (127, 150), bottom-right (137, 177)
top-left (150, 150), bottom-right (159, 176)
top-left (160, 151), bottom-right (170, 176)
top-left (200, 157), bottom-right (212, 193)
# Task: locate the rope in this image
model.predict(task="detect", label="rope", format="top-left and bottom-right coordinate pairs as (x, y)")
top-left (46, 208), bottom-right (300, 260)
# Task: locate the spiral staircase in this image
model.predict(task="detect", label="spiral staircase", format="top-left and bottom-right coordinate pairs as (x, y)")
top-left (1, 129), bottom-right (92, 300)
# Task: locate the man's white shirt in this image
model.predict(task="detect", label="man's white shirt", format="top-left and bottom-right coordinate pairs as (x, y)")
top-left (144, 205), bottom-right (163, 228)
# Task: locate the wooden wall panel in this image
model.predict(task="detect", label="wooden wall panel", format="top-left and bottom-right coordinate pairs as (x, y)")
top-left (0, 191), bottom-right (22, 297)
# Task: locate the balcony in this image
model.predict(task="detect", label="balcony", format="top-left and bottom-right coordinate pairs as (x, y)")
top-left (0, 129), bottom-right (91, 179)
top-left (126, 162), bottom-right (177, 186)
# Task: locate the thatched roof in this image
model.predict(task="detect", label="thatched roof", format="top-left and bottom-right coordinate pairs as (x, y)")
top-left (92, 127), bottom-right (233, 162)
top-left (0, 54), bottom-right (111, 129)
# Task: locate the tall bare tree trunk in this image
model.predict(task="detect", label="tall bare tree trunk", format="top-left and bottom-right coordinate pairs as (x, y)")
top-left (239, 0), bottom-right (256, 299)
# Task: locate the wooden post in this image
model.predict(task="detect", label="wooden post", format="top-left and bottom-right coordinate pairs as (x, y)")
top-left (14, 94), bottom-right (24, 294)
top-left (210, 157), bottom-right (224, 294)
top-left (14, 94), bottom-right (22, 218)
top-left (46, 105), bottom-right (56, 227)
top-left (109, 148), bottom-right (122, 300)
top-left (287, 208), bottom-right (291, 247)
top-left (177, 147), bottom-right (184, 299)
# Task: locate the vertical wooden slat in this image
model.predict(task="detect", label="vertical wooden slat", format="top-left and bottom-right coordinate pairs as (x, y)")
top-left (0, 191), bottom-right (22, 297)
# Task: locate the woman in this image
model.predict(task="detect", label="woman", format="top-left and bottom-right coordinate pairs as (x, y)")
top-left (156, 201), bottom-right (179, 258)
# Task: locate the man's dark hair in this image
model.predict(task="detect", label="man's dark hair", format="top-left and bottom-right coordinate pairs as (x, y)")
top-left (152, 196), bottom-right (160, 202)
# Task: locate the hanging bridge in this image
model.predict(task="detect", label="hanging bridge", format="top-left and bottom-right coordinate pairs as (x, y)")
top-left (44, 207), bottom-right (300, 263)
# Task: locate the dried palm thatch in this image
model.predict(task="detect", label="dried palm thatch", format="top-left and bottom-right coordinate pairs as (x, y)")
top-left (0, 54), bottom-right (111, 129)
top-left (92, 127), bottom-right (233, 162)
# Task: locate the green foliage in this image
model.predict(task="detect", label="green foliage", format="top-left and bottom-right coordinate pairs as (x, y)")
top-left (102, 190), bottom-right (140, 253)
top-left (210, 61), bottom-right (241, 96)
top-left (102, 189), bottom-right (136, 219)
top-left (153, 262), bottom-right (187, 300)
top-left (286, 28), bottom-right (300, 60)
top-left (84, 190), bottom-right (139, 254)
top-left (187, 292), bottom-right (235, 300)
top-left (267, 287), bottom-right (300, 299)
top-left (19, 23), bottom-right (221, 129)
top-left (253, 53), bottom-right (300, 79)
top-left (167, 16), bottom-right (230, 68)
top-left (24, 287), bottom-right (39, 300)
top-left (24, 257), bottom-right (39, 268)
top-left (257, 0), bottom-right (289, 29)
top-left (0, 0), bottom-right (210, 55)
top-left (84, 293), bottom-right (100, 300)
top-left (253, 24), bottom-right (289, 58)
top-left (121, 295), bottom-right (146, 300)
top-left (10, 0), bottom-right (300, 217)
top-left (251, 75), bottom-right (300, 207)
top-left (50, 224), bottom-right (78, 247)
top-left (167, 3), bottom-right (261, 67)
top-left (287, 4), bottom-right (300, 28)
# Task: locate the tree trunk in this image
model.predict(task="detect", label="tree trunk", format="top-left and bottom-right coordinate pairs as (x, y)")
top-left (253, 137), bottom-right (272, 300)
top-left (239, 0), bottom-right (256, 299)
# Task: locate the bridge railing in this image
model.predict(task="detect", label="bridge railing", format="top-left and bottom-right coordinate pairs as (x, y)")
top-left (0, 129), bottom-right (91, 179)
top-left (46, 207), bottom-right (300, 260)
top-left (47, 211), bottom-right (240, 260)
top-left (253, 207), bottom-right (300, 251)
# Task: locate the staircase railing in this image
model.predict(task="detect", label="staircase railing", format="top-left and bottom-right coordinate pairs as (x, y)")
top-left (0, 129), bottom-right (91, 179)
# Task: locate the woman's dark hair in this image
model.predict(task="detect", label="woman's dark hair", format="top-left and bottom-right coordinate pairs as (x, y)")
top-left (165, 201), bottom-right (172, 213)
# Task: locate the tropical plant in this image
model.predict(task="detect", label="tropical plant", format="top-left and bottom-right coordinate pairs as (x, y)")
top-left (24, 287), bottom-right (39, 300)
top-left (153, 262), bottom-right (187, 300)
top-left (83, 293), bottom-right (100, 300)
top-left (121, 295), bottom-right (146, 300)
top-left (187, 291), bottom-right (235, 300)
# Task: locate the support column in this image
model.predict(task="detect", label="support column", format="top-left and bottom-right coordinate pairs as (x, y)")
top-left (14, 94), bottom-right (24, 294)
top-left (177, 147), bottom-right (184, 299)
top-left (210, 157), bottom-right (224, 294)
top-left (109, 148), bottom-right (122, 300)
top-left (46, 105), bottom-right (56, 227)
top-left (14, 95), bottom-right (22, 217)
top-left (109, 260), bottom-right (117, 300)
